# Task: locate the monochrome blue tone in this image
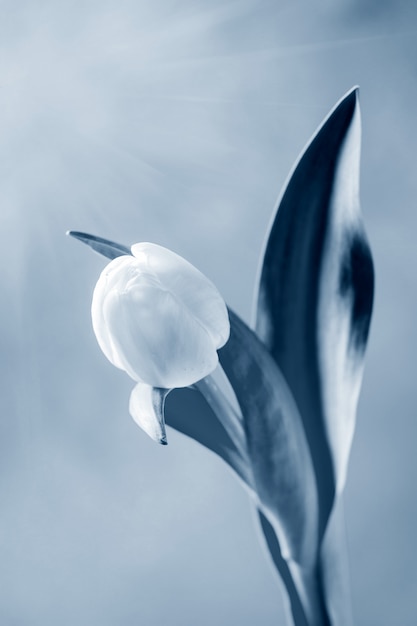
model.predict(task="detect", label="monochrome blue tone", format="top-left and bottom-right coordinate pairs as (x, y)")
top-left (1, 1), bottom-right (416, 624)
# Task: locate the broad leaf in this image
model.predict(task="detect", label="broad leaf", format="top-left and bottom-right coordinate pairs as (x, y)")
top-left (254, 87), bottom-right (374, 522)
top-left (169, 311), bottom-right (325, 624)
top-left (253, 87), bottom-right (374, 624)
top-left (219, 310), bottom-right (318, 569)
top-left (220, 311), bottom-right (326, 625)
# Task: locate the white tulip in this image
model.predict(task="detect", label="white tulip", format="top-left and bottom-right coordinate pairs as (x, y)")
top-left (91, 242), bottom-right (230, 442)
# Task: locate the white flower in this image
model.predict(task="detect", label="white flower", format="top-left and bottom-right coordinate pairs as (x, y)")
top-left (91, 242), bottom-right (230, 443)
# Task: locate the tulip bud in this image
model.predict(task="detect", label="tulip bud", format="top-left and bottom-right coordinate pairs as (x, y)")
top-left (91, 242), bottom-right (230, 390)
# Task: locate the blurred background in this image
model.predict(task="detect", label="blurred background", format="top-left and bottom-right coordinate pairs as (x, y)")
top-left (1, 0), bottom-right (416, 624)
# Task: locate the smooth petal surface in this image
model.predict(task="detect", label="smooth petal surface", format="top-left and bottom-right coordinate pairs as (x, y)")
top-left (91, 256), bottom-right (134, 371)
top-left (129, 383), bottom-right (169, 445)
top-left (254, 87), bottom-right (374, 516)
top-left (131, 243), bottom-right (230, 349)
top-left (91, 245), bottom-right (230, 388)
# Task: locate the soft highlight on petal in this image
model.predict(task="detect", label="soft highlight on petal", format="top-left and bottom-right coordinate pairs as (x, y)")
top-left (104, 280), bottom-right (219, 387)
top-left (91, 243), bottom-right (229, 389)
top-left (131, 242), bottom-right (230, 348)
top-left (91, 255), bottom-right (135, 371)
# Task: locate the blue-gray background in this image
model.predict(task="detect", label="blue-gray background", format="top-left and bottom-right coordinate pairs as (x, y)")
top-left (1, 1), bottom-right (416, 624)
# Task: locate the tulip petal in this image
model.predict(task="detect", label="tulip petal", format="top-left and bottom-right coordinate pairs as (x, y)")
top-left (129, 383), bottom-right (169, 445)
top-left (131, 243), bottom-right (230, 349)
top-left (70, 235), bottom-right (230, 355)
top-left (254, 87), bottom-right (374, 518)
top-left (93, 255), bottom-right (221, 388)
top-left (92, 256), bottom-right (135, 372)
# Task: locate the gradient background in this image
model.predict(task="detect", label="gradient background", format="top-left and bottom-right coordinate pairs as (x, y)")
top-left (1, 1), bottom-right (416, 624)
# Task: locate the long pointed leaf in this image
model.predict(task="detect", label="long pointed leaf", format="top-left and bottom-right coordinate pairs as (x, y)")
top-left (67, 231), bottom-right (131, 259)
top-left (254, 87), bottom-right (374, 521)
top-left (253, 87), bottom-right (374, 624)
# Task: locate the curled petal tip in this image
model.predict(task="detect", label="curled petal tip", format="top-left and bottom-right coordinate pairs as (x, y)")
top-left (129, 384), bottom-right (170, 445)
